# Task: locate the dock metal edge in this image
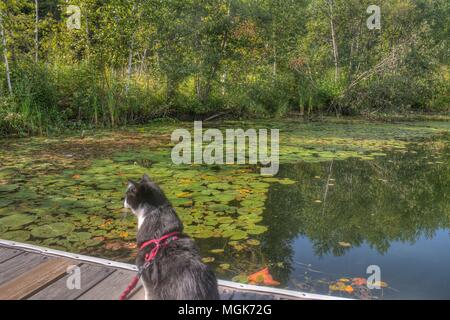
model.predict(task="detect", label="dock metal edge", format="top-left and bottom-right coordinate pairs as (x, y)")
top-left (0, 239), bottom-right (351, 300)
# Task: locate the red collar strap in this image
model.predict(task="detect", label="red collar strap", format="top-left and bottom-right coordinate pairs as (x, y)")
top-left (139, 231), bottom-right (180, 263)
top-left (119, 231), bottom-right (180, 300)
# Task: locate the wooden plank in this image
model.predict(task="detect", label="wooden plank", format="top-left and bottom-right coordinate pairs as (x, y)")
top-left (128, 284), bottom-right (144, 300)
top-left (28, 263), bottom-right (114, 300)
top-left (0, 257), bottom-right (76, 300)
top-left (219, 288), bottom-right (235, 300)
top-left (0, 252), bottom-right (49, 286)
top-left (77, 269), bottom-right (138, 300)
top-left (0, 247), bottom-right (23, 264)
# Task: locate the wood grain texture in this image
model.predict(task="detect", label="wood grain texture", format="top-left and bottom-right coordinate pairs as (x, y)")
top-left (77, 269), bottom-right (138, 300)
top-left (0, 247), bottom-right (23, 264)
top-left (0, 252), bottom-right (49, 286)
top-left (0, 257), bottom-right (76, 299)
top-left (0, 244), bottom-right (305, 300)
top-left (28, 263), bottom-right (114, 300)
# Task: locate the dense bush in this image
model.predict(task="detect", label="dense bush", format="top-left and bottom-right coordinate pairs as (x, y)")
top-left (0, 0), bottom-right (448, 136)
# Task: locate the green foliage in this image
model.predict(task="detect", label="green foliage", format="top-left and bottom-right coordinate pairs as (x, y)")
top-left (0, 0), bottom-right (448, 135)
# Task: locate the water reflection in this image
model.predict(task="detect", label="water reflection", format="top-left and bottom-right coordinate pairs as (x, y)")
top-left (261, 140), bottom-right (449, 298)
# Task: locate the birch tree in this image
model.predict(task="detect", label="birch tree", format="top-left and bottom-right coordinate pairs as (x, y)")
top-left (0, 9), bottom-right (12, 95)
top-left (34, 0), bottom-right (38, 63)
top-left (326, 0), bottom-right (339, 83)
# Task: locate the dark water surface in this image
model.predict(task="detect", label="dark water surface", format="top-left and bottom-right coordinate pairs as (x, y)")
top-left (256, 144), bottom-right (449, 299)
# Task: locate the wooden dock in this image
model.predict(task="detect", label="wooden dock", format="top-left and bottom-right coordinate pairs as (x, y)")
top-left (0, 239), bottom-right (347, 300)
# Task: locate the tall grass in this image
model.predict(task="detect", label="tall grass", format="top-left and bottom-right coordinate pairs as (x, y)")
top-left (0, 59), bottom-right (448, 137)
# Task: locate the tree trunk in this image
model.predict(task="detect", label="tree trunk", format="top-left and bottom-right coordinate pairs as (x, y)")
top-left (125, 4), bottom-right (138, 94)
top-left (85, 6), bottom-right (91, 59)
top-left (139, 48), bottom-right (147, 77)
top-left (327, 0), bottom-right (339, 83)
top-left (272, 31), bottom-right (277, 77)
top-left (34, 0), bottom-right (39, 63)
top-left (125, 38), bottom-right (134, 93)
top-left (0, 13), bottom-right (12, 95)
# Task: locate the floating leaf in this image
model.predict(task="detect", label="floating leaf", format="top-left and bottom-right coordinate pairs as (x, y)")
top-left (208, 183), bottom-right (231, 190)
top-left (344, 285), bottom-right (354, 293)
top-left (352, 278), bottom-right (367, 286)
top-left (338, 241), bottom-right (352, 248)
top-left (2, 230), bottom-right (31, 241)
top-left (229, 229), bottom-right (248, 240)
top-left (246, 225), bottom-right (268, 235)
top-left (202, 257), bottom-right (215, 263)
top-left (119, 231), bottom-right (129, 239)
top-left (329, 282), bottom-right (346, 292)
top-left (219, 263), bottom-right (230, 270)
top-left (232, 274), bottom-right (248, 284)
top-left (104, 241), bottom-right (123, 251)
top-left (278, 179), bottom-right (296, 185)
top-left (30, 222), bottom-right (74, 239)
top-left (83, 238), bottom-right (103, 247)
top-left (248, 267), bottom-right (280, 286)
top-left (246, 239), bottom-right (261, 246)
top-left (371, 281), bottom-right (388, 288)
top-left (0, 214), bottom-right (36, 230)
top-left (67, 232), bottom-right (92, 242)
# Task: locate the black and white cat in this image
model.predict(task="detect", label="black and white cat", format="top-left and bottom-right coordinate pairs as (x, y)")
top-left (124, 174), bottom-right (220, 300)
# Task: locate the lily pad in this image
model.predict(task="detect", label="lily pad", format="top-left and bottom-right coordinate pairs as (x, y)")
top-left (232, 274), bottom-right (248, 284)
top-left (2, 230), bottom-right (31, 241)
top-left (210, 249), bottom-right (225, 254)
top-left (67, 232), bottom-right (92, 242)
top-left (222, 229), bottom-right (248, 240)
top-left (338, 241), bottom-right (352, 248)
top-left (201, 257), bottom-right (215, 263)
top-left (247, 239), bottom-right (261, 246)
top-left (246, 225), bottom-right (268, 235)
top-left (31, 222), bottom-right (75, 239)
top-left (83, 238), bottom-right (103, 247)
top-left (0, 214), bottom-right (37, 230)
top-left (219, 263), bottom-right (231, 270)
top-left (208, 183), bottom-right (232, 190)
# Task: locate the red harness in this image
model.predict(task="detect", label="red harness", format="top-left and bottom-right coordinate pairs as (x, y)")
top-left (119, 231), bottom-right (180, 300)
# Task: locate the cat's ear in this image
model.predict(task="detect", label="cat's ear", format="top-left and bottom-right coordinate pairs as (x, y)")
top-left (127, 180), bottom-right (138, 192)
top-left (142, 174), bottom-right (151, 183)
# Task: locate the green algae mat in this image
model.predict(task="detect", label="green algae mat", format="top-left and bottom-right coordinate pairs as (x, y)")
top-left (0, 119), bottom-right (449, 299)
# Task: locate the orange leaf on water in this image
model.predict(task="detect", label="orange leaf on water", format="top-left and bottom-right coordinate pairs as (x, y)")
top-left (119, 231), bottom-right (129, 238)
top-left (248, 268), bottom-right (280, 286)
top-left (352, 278), bottom-right (367, 286)
top-left (344, 285), bottom-right (354, 293)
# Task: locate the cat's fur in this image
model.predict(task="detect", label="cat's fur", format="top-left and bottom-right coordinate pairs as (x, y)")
top-left (124, 174), bottom-right (220, 300)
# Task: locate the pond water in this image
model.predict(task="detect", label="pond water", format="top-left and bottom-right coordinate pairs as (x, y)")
top-left (0, 119), bottom-right (449, 299)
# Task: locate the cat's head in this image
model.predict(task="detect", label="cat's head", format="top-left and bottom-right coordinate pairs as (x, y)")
top-left (124, 174), bottom-right (170, 214)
